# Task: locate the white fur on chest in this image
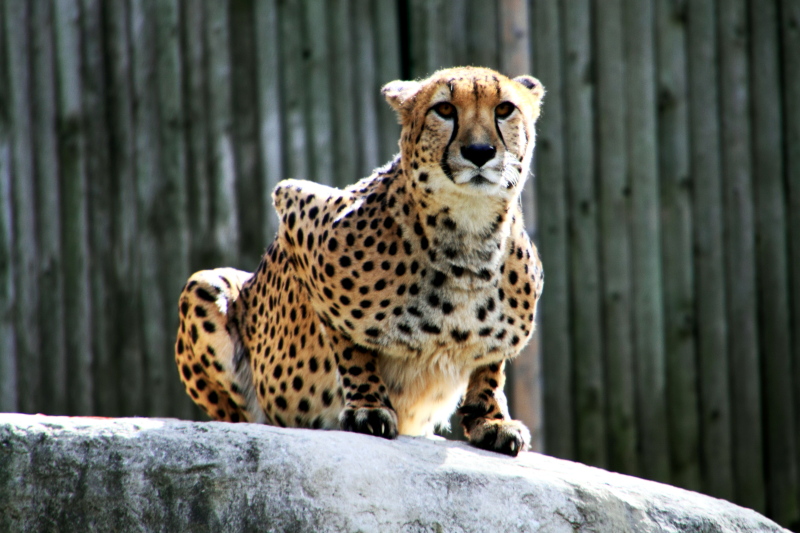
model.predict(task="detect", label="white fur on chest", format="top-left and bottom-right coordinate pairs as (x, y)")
top-left (378, 348), bottom-right (471, 436)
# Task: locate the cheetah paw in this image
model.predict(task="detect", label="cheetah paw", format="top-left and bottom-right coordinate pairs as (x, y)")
top-left (340, 406), bottom-right (398, 440)
top-left (468, 419), bottom-right (530, 457)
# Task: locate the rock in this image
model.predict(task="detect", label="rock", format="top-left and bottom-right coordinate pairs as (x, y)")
top-left (0, 414), bottom-right (786, 532)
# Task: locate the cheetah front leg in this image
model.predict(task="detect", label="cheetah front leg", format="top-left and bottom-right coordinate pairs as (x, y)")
top-left (329, 335), bottom-right (398, 439)
top-left (457, 361), bottom-right (530, 457)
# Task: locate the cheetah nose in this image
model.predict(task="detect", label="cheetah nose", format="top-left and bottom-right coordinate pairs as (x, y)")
top-left (460, 143), bottom-right (496, 168)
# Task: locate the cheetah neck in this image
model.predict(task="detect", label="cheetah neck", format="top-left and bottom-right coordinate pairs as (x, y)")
top-left (390, 158), bottom-right (520, 289)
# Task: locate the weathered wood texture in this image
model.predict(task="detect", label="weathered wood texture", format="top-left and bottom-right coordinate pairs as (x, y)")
top-left (624, 0), bottom-right (670, 486)
top-left (750, 0), bottom-right (798, 525)
top-left (81, 0), bottom-right (114, 418)
top-left (718, 0), bottom-right (766, 515)
top-left (31, 0), bottom-right (67, 416)
top-left (530, 0), bottom-right (572, 463)
top-left (656, 0), bottom-right (701, 494)
top-left (0, 0), bottom-right (16, 413)
top-left (529, 0), bottom-right (797, 527)
top-left (562, 0), bottom-right (606, 470)
top-left (500, 0), bottom-right (541, 453)
top-left (5, 0), bottom-right (41, 417)
top-left (0, 0), bottom-right (797, 527)
top-left (686, 0), bottom-right (733, 502)
top-left (595, 0), bottom-right (636, 478)
top-left (783, 2), bottom-right (800, 529)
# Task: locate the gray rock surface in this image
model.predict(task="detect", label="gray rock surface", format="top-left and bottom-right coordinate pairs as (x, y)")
top-left (0, 414), bottom-right (786, 532)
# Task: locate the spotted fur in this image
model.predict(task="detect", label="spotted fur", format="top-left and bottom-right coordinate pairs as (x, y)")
top-left (175, 67), bottom-right (545, 456)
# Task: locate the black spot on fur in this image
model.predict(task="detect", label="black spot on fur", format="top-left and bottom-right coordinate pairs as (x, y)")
top-left (421, 323), bottom-right (441, 334)
top-left (195, 287), bottom-right (217, 302)
top-left (451, 330), bottom-right (471, 342)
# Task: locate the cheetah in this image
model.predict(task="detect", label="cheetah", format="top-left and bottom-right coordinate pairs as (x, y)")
top-left (175, 66), bottom-right (545, 456)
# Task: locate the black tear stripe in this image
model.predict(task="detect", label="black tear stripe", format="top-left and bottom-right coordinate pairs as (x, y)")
top-left (491, 76), bottom-right (509, 149)
top-left (495, 118), bottom-right (508, 150)
top-left (473, 79), bottom-right (480, 104)
top-left (440, 111), bottom-right (459, 182)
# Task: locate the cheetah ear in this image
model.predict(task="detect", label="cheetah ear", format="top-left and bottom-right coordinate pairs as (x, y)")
top-left (382, 80), bottom-right (423, 113)
top-left (513, 75), bottom-right (545, 104)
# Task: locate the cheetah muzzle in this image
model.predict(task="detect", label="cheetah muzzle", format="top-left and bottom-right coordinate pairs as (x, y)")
top-left (175, 66), bottom-right (545, 457)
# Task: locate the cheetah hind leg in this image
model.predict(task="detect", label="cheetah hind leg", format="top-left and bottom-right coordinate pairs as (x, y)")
top-left (175, 268), bottom-right (264, 423)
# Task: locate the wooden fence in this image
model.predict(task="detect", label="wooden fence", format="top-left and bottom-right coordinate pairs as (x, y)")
top-left (1, 0), bottom-right (799, 528)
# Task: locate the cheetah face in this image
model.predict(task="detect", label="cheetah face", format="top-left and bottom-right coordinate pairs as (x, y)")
top-left (383, 67), bottom-right (544, 200)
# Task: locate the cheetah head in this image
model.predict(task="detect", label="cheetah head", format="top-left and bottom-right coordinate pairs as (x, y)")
top-left (383, 67), bottom-right (544, 206)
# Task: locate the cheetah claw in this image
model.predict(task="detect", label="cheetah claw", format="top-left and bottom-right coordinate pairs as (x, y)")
top-left (340, 406), bottom-right (398, 440)
top-left (468, 419), bottom-right (530, 457)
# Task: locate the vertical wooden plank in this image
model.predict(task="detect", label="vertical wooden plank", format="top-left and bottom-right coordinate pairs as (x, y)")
top-left (781, 0), bottom-right (800, 514)
top-left (655, 0), bottom-right (700, 492)
top-left (5, 0), bottom-right (40, 414)
top-left (31, 0), bottom-right (67, 414)
top-left (130, 0), bottom-right (167, 417)
top-left (409, 0), bottom-right (454, 77)
top-left (278, 0), bottom-right (310, 184)
top-left (327, 0), bottom-right (357, 188)
top-left (0, 156), bottom-right (13, 412)
top-left (373, 0), bottom-right (402, 163)
top-left (253, 0), bottom-right (283, 237)
top-left (500, 0), bottom-right (534, 227)
top-left (499, 0), bottom-right (529, 76)
top-left (594, 0), bottom-right (637, 477)
top-left (230, 0), bottom-right (264, 267)
top-left (531, 0), bottom-right (573, 461)
top-left (81, 0), bottom-right (116, 416)
top-left (303, 0), bottom-right (333, 185)
top-left (467, 0), bottom-right (499, 70)
top-left (0, 0), bottom-right (18, 413)
top-left (105, 0), bottom-right (143, 416)
top-left (562, 0), bottom-right (606, 469)
top-left (750, 0), bottom-right (799, 523)
top-left (206, 0), bottom-right (239, 266)
top-left (448, 0), bottom-right (469, 67)
top-left (718, 0), bottom-right (765, 512)
top-left (624, 0), bottom-right (670, 485)
top-left (499, 0), bottom-right (540, 451)
top-left (155, 0), bottom-right (193, 419)
top-left (408, 0), bottom-right (427, 77)
top-left (182, 2), bottom-right (213, 268)
top-left (54, 0), bottom-right (94, 415)
top-left (686, 0), bottom-right (734, 499)
top-left (353, 0), bottom-right (380, 174)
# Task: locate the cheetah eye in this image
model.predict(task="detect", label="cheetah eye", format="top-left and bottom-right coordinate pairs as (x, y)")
top-left (495, 102), bottom-right (515, 119)
top-left (432, 102), bottom-right (456, 119)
